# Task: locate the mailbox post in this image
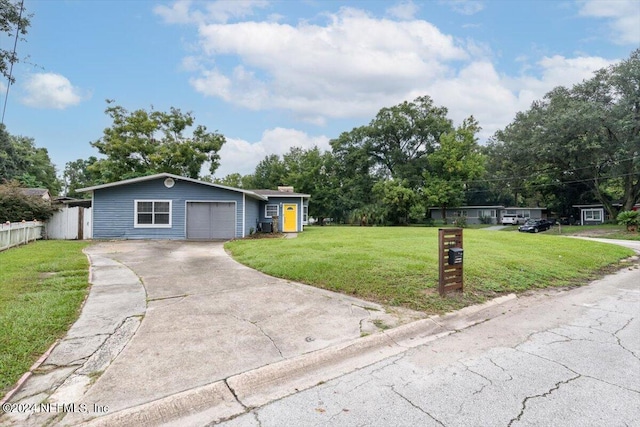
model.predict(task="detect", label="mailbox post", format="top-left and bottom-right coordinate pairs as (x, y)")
top-left (438, 228), bottom-right (463, 296)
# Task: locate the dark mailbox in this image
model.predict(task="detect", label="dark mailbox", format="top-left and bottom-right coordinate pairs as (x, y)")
top-left (448, 247), bottom-right (463, 265)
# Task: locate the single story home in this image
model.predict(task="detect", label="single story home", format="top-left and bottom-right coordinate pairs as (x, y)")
top-left (78, 173), bottom-right (310, 240)
top-left (573, 203), bottom-right (640, 225)
top-left (428, 206), bottom-right (547, 225)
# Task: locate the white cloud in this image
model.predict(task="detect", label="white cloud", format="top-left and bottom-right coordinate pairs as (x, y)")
top-left (215, 128), bottom-right (331, 177)
top-left (386, 1), bottom-right (419, 20)
top-left (578, 0), bottom-right (640, 44)
top-left (21, 73), bottom-right (87, 109)
top-left (160, 1), bottom-right (618, 147)
top-left (425, 55), bottom-right (616, 141)
top-left (442, 0), bottom-right (485, 15)
top-left (154, 0), bottom-right (269, 24)
top-left (189, 7), bottom-right (467, 122)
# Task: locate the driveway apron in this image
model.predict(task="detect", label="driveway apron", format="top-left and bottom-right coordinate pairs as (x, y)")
top-left (64, 240), bottom-right (419, 421)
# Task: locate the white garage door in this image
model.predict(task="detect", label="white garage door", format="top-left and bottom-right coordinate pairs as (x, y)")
top-left (186, 202), bottom-right (236, 240)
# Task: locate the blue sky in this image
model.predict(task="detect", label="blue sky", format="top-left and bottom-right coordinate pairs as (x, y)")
top-left (1, 0), bottom-right (638, 179)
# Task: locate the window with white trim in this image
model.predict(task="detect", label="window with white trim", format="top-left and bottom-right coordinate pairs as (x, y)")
top-left (478, 209), bottom-right (496, 218)
top-left (135, 200), bottom-right (171, 228)
top-left (584, 209), bottom-right (602, 221)
top-left (265, 204), bottom-right (279, 218)
top-left (303, 205), bottom-right (308, 225)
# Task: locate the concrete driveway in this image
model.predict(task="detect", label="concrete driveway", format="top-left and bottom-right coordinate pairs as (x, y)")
top-left (3, 240), bottom-right (425, 426)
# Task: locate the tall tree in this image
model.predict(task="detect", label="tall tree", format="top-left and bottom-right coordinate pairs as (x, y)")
top-left (63, 156), bottom-right (100, 198)
top-left (423, 117), bottom-right (485, 222)
top-left (1, 0), bottom-right (31, 85)
top-left (251, 154), bottom-right (286, 189)
top-left (367, 95), bottom-right (453, 185)
top-left (0, 124), bottom-right (60, 194)
top-left (211, 172), bottom-right (255, 189)
top-left (90, 102), bottom-right (226, 182)
top-left (332, 96), bottom-right (454, 190)
top-left (492, 49), bottom-right (640, 218)
top-left (372, 179), bottom-right (419, 225)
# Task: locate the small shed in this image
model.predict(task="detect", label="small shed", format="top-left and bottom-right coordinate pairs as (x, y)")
top-left (573, 203), bottom-right (640, 225)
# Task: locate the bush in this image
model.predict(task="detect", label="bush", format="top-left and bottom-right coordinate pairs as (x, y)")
top-left (616, 210), bottom-right (639, 232)
top-left (452, 216), bottom-right (468, 228)
top-left (0, 181), bottom-right (57, 222)
top-left (478, 215), bottom-right (493, 225)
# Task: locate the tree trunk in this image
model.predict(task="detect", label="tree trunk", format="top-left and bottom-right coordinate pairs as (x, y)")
top-left (441, 206), bottom-right (447, 224)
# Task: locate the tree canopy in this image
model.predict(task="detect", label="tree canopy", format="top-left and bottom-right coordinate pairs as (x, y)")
top-left (89, 102), bottom-right (226, 183)
top-left (491, 48), bottom-right (640, 218)
top-left (1, 0), bottom-right (31, 85)
top-left (0, 124), bottom-right (60, 194)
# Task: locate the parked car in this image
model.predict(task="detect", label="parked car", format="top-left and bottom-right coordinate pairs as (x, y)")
top-left (501, 214), bottom-right (526, 225)
top-left (518, 219), bottom-right (552, 233)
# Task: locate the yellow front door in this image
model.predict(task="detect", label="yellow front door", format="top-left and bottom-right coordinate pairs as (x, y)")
top-left (283, 204), bottom-right (297, 232)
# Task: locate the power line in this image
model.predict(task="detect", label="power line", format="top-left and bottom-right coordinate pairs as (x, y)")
top-left (1, 0), bottom-right (25, 125)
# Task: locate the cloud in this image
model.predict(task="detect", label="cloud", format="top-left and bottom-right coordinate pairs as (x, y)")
top-left (425, 55), bottom-right (616, 141)
top-left (215, 128), bottom-right (331, 177)
top-left (160, 1), bottom-right (618, 147)
top-left (578, 0), bottom-right (640, 44)
top-left (21, 73), bottom-right (87, 109)
top-left (189, 7), bottom-right (467, 122)
top-left (154, 0), bottom-right (269, 24)
top-left (386, 1), bottom-right (419, 20)
top-left (441, 0), bottom-right (485, 15)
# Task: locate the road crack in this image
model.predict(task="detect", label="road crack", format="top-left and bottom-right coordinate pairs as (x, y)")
top-left (507, 374), bottom-right (581, 426)
top-left (390, 386), bottom-right (446, 426)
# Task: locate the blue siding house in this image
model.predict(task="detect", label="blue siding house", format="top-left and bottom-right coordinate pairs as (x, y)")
top-left (78, 173), bottom-right (310, 240)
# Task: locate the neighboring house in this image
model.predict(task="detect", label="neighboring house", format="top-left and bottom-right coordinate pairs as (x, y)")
top-left (20, 188), bottom-right (51, 201)
top-left (573, 203), bottom-right (640, 225)
top-left (429, 206), bottom-right (547, 225)
top-left (77, 173), bottom-right (310, 240)
top-left (502, 207), bottom-right (546, 221)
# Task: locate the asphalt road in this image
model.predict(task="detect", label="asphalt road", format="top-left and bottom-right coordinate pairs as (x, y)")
top-left (219, 262), bottom-right (640, 427)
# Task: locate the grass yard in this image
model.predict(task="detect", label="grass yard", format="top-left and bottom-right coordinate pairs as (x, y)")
top-left (0, 241), bottom-right (90, 399)
top-left (226, 227), bottom-right (634, 314)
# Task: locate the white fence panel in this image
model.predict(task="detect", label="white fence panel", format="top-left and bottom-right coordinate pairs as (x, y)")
top-left (45, 206), bottom-right (92, 240)
top-left (47, 207), bottom-right (80, 239)
top-left (83, 207), bottom-right (92, 239)
top-left (0, 221), bottom-right (44, 251)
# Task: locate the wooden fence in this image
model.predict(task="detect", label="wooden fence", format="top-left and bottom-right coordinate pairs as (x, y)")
top-left (0, 221), bottom-right (44, 251)
top-left (46, 206), bottom-right (92, 240)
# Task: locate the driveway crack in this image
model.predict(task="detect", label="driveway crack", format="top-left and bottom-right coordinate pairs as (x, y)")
top-left (613, 317), bottom-right (640, 360)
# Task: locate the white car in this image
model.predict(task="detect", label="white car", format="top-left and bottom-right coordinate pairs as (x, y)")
top-left (501, 214), bottom-right (526, 225)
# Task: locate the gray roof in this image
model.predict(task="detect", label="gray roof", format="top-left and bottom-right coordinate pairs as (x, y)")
top-left (77, 173), bottom-right (269, 201)
top-left (252, 189), bottom-right (310, 198)
top-left (21, 188), bottom-right (50, 197)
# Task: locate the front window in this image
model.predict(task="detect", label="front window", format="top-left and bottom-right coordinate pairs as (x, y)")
top-left (584, 209), bottom-right (602, 221)
top-left (303, 205), bottom-right (308, 225)
top-left (265, 204), bottom-right (279, 218)
top-left (135, 200), bottom-right (171, 228)
top-left (479, 209), bottom-right (496, 218)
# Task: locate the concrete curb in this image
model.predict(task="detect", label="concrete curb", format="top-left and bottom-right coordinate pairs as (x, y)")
top-left (79, 294), bottom-right (517, 426)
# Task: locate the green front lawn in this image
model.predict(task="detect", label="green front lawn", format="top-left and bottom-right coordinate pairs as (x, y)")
top-left (0, 241), bottom-right (90, 398)
top-left (226, 227), bottom-right (633, 314)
